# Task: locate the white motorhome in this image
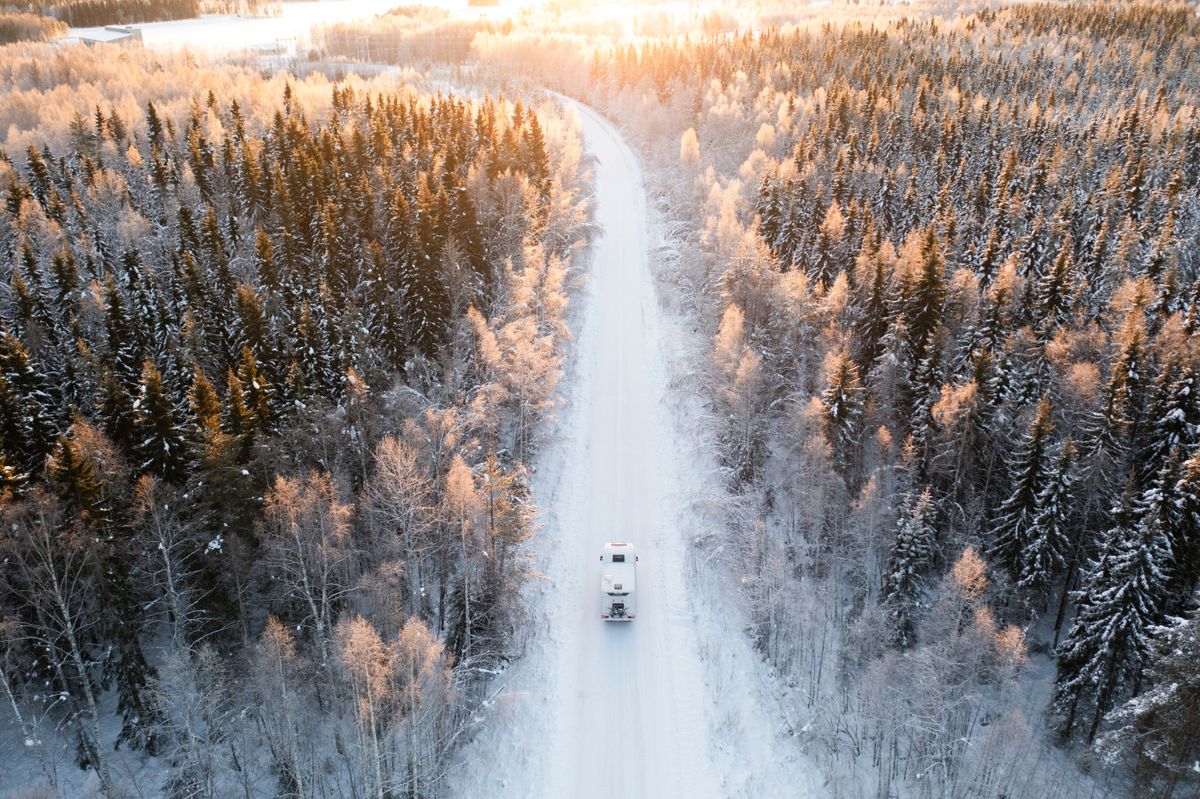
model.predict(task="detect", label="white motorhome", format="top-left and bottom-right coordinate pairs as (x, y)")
top-left (600, 542), bottom-right (637, 620)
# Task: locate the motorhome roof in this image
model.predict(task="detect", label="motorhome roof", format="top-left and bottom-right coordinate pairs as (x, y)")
top-left (603, 541), bottom-right (635, 552)
top-left (602, 561), bottom-right (636, 593)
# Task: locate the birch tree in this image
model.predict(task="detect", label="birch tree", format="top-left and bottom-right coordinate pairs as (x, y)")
top-left (262, 471), bottom-right (354, 666)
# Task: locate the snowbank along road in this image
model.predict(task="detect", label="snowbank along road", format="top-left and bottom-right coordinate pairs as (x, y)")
top-left (447, 100), bottom-right (724, 798)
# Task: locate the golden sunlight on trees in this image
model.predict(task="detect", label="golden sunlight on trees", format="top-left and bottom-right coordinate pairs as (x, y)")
top-left (581, 2), bottom-right (1200, 794)
top-left (0, 37), bottom-right (587, 797)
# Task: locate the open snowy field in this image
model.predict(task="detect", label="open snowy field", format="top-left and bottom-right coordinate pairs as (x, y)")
top-left (67, 0), bottom-right (527, 54)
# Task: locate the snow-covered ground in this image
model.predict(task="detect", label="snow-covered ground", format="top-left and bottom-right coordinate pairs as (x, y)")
top-left (67, 0), bottom-right (528, 55)
top-left (447, 99), bottom-right (820, 798)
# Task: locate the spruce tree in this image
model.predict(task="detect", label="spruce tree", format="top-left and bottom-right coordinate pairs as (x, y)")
top-left (989, 396), bottom-right (1055, 581)
top-left (1019, 438), bottom-right (1078, 598)
top-left (1172, 451), bottom-right (1200, 603)
top-left (820, 350), bottom-right (865, 479)
top-left (1035, 247), bottom-right (1078, 340)
top-left (406, 180), bottom-right (451, 358)
top-left (0, 449), bottom-right (25, 498)
top-left (1139, 354), bottom-right (1198, 486)
top-left (882, 487), bottom-right (938, 649)
top-left (1097, 607), bottom-right (1200, 794)
top-left (1052, 483), bottom-right (1173, 742)
top-left (1099, 312), bottom-right (1149, 475)
top-left (0, 331), bottom-right (58, 468)
top-left (48, 432), bottom-right (110, 528)
top-left (901, 226), bottom-right (946, 365)
top-left (132, 362), bottom-right (193, 483)
top-left (236, 346), bottom-right (274, 433)
top-left (98, 369), bottom-right (138, 453)
top-left (189, 366), bottom-right (221, 438)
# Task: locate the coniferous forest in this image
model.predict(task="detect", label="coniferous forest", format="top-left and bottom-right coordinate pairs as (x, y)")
top-left (0, 46), bottom-right (587, 797)
top-left (7, 0), bottom-right (199, 27)
top-left (571, 2), bottom-right (1200, 796)
top-left (1, 1), bottom-right (1199, 797)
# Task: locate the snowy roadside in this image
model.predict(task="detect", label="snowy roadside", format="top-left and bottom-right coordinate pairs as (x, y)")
top-left (639, 146), bottom-right (828, 799)
top-left (444, 93), bottom-right (824, 799)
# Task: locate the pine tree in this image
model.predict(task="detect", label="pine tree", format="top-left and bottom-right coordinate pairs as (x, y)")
top-left (989, 396), bottom-right (1055, 581)
top-left (1052, 483), bottom-right (1174, 742)
top-left (882, 487), bottom-right (938, 649)
top-left (132, 362), bottom-right (193, 483)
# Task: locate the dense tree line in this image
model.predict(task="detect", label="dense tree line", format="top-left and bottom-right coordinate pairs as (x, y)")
top-left (10, 0), bottom-right (198, 27)
top-left (0, 64), bottom-right (587, 796)
top-left (589, 1), bottom-right (1199, 796)
top-left (0, 11), bottom-right (64, 42)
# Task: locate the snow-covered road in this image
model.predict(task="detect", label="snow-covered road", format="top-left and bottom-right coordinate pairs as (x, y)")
top-left (447, 101), bottom-right (724, 798)
top-left (536, 100), bottom-right (724, 799)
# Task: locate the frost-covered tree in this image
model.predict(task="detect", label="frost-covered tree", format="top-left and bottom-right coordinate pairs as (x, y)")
top-left (820, 349), bottom-right (865, 479)
top-left (1097, 607), bottom-right (1200, 797)
top-left (1052, 484), bottom-right (1174, 742)
top-left (262, 472), bottom-right (354, 666)
top-left (1172, 451), bottom-right (1200, 604)
top-left (132, 362), bottom-right (193, 482)
top-left (989, 396), bottom-right (1055, 581)
top-left (882, 487), bottom-right (938, 649)
top-left (1018, 438), bottom-right (1078, 600)
top-left (1139, 353), bottom-right (1199, 486)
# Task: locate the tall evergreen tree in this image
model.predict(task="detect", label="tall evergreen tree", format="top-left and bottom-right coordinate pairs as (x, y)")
top-left (820, 350), bottom-right (865, 479)
top-left (1138, 354), bottom-right (1198, 486)
top-left (132, 362), bottom-right (193, 482)
top-left (1019, 438), bottom-right (1078, 598)
top-left (900, 226), bottom-right (946, 365)
top-left (1052, 482), bottom-right (1173, 742)
top-left (1097, 607), bottom-right (1200, 795)
top-left (989, 396), bottom-right (1055, 581)
top-left (0, 332), bottom-right (58, 468)
top-left (1172, 451), bottom-right (1200, 604)
top-left (882, 487), bottom-right (938, 649)
top-left (47, 432), bottom-right (110, 528)
top-left (405, 180), bottom-right (451, 358)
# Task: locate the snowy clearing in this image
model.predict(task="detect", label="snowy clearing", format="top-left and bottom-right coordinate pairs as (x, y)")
top-left (66, 0), bottom-right (524, 54)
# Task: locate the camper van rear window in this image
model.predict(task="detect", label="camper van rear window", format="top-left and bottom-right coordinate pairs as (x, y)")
top-left (612, 554), bottom-right (625, 562)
